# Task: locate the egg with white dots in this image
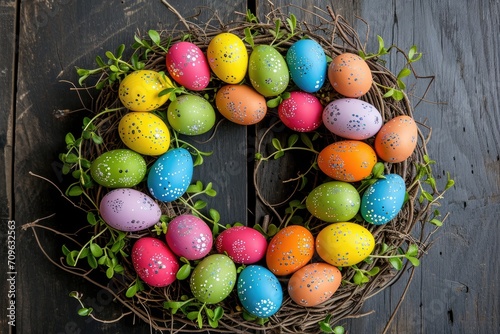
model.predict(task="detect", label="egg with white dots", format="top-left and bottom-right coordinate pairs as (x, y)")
top-left (167, 95), bottom-right (216, 136)
top-left (361, 173), bottom-right (406, 225)
top-left (278, 91), bottom-right (323, 132)
top-left (99, 188), bottom-right (161, 232)
top-left (248, 44), bottom-right (290, 97)
top-left (374, 115), bottom-right (418, 163)
top-left (165, 214), bottom-right (213, 261)
top-left (286, 39), bottom-right (327, 93)
top-left (237, 265), bottom-right (283, 318)
top-left (306, 181), bottom-right (360, 223)
top-left (215, 84), bottom-right (267, 125)
top-left (323, 98), bottom-right (382, 140)
top-left (190, 254), bottom-right (236, 304)
top-left (147, 147), bottom-right (193, 202)
top-left (215, 226), bottom-right (267, 264)
top-left (165, 41), bottom-right (210, 91)
top-left (90, 149), bottom-right (146, 188)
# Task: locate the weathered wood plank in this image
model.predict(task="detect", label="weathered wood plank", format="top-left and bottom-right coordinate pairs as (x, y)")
top-left (15, 1), bottom-right (246, 333)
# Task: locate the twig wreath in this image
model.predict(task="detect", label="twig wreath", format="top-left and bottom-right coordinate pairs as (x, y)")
top-left (25, 2), bottom-right (454, 333)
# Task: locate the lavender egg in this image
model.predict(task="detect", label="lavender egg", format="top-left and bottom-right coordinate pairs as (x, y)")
top-left (165, 214), bottom-right (213, 260)
top-left (100, 188), bottom-right (161, 232)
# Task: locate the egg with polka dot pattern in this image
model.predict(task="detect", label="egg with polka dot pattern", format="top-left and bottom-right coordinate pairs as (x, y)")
top-left (165, 41), bottom-right (210, 91)
top-left (237, 265), bottom-right (283, 318)
top-left (361, 173), bottom-right (406, 225)
top-left (374, 115), bottom-right (418, 163)
top-left (167, 95), bottom-right (216, 135)
top-left (165, 214), bottom-right (213, 260)
top-left (118, 112), bottom-right (170, 156)
top-left (278, 91), bottom-right (323, 132)
top-left (90, 149), bottom-right (146, 188)
top-left (207, 32), bottom-right (248, 84)
top-left (190, 254), bottom-right (236, 304)
top-left (99, 188), bottom-right (161, 232)
top-left (131, 237), bottom-right (179, 287)
top-left (316, 222), bottom-right (375, 267)
top-left (306, 181), bottom-right (360, 223)
top-left (215, 226), bottom-right (267, 264)
top-left (147, 147), bottom-right (193, 202)
top-left (215, 84), bottom-right (267, 125)
top-left (286, 38), bottom-right (327, 93)
top-left (323, 98), bottom-right (382, 140)
top-left (328, 52), bottom-right (372, 97)
top-left (248, 45), bottom-right (289, 97)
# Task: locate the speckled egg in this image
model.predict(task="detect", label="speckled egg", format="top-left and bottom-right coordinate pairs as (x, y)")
top-left (118, 112), bottom-right (170, 156)
top-left (306, 181), bottom-right (360, 223)
top-left (167, 95), bottom-right (216, 135)
top-left (322, 98), bottom-right (383, 140)
top-left (147, 148), bottom-right (193, 202)
top-left (215, 84), bottom-right (267, 125)
top-left (328, 53), bottom-right (372, 97)
top-left (165, 214), bottom-right (213, 260)
top-left (316, 222), bottom-right (375, 267)
top-left (190, 254), bottom-right (236, 304)
top-left (207, 32), bottom-right (248, 84)
top-left (90, 149), bottom-right (146, 188)
top-left (317, 140), bottom-right (378, 182)
top-left (99, 188), bottom-right (161, 232)
top-left (215, 226), bottom-right (267, 264)
top-left (288, 262), bottom-right (342, 307)
top-left (266, 225), bottom-right (314, 276)
top-left (131, 237), bottom-right (179, 287)
top-left (374, 115), bottom-right (418, 163)
top-left (286, 39), bottom-right (327, 93)
top-left (237, 265), bottom-right (283, 318)
top-left (361, 174), bottom-right (406, 225)
top-left (278, 91), bottom-right (323, 132)
top-left (165, 41), bottom-right (210, 91)
top-left (248, 45), bottom-right (289, 97)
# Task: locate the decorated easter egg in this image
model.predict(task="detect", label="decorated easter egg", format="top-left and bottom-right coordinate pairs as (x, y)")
top-left (278, 91), bottom-right (323, 132)
top-left (118, 70), bottom-right (173, 111)
top-left (361, 173), bottom-right (406, 225)
top-left (215, 84), bottom-right (267, 125)
top-left (90, 149), bottom-right (146, 188)
top-left (306, 181), bottom-right (360, 222)
top-left (288, 262), bottom-right (342, 307)
top-left (147, 148), bottom-right (193, 202)
top-left (165, 41), bottom-right (210, 91)
top-left (316, 222), bottom-right (375, 267)
top-left (248, 45), bottom-right (289, 97)
top-left (190, 254), bottom-right (236, 304)
top-left (266, 225), bottom-right (314, 276)
top-left (237, 265), bottom-right (283, 318)
top-left (207, 32), bottom-right (248, 84)
top-left (131, 237), bottom-right (179, 287)
top-left (167, 95), bottom-right (216, 135)
top-left (286, 39), bottom-right (327, 93)
top-left (118, 112), bottom-right (170, 156)
top-left (215, 226), bottom-right (267, 264)
top-left (165, 214), bottom-right (213, 260)
top-left (99, 188), bottom-right (161, 232)
top-left (317, 140), bottom-right (378, 182)
top-left (374, 115), bottom-right (418, 163)
top-left (322, 98), bottom-right (383, 140)
top-left (328, 53), bottom-right (372, 97)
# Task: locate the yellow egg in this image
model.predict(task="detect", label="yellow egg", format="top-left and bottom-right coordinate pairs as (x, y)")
top-left (374, 115), bottom-right (418, 163)
top-left (207, 33), bottom-right (248, 84)
top-left (118, 112), bottom-right (170, 156)
top-left (316, 222), bottom-right (375, 267)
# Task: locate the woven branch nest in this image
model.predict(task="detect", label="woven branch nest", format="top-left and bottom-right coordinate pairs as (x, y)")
top-left (32, 3), bottom-right (443, 334)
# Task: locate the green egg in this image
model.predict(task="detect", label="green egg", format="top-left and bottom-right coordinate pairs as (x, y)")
top-left (248, 45), bottom-right (289, 97)
top-left (167, 95), bottom-right (216, 136)
top-left (306, 181), bottom-right (360, 222)
top-left (190, 254), bottom-right (236, 304)
top-left (90, 149), bottom-right (147, 188)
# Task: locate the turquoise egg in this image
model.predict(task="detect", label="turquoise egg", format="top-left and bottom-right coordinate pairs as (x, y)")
top-left (361, 174), bottom-right (406, 225)
top-left (286, 39), bottom-right (327, 93)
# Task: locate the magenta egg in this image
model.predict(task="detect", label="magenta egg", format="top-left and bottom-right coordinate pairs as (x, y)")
top-left (216, 226), bottom-right (267, 264)
top-left (165, 214), bottom-right (213, 260)
top-left (278, 91), bottom-right (323, 132)
top-left (131, 237), bottom-right (179, 287)
top-left (165, 41), bottom-right (210, 91)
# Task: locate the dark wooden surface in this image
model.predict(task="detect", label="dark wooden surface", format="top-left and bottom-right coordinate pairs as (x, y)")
top-left (3, 0), bottom-right (500, 333)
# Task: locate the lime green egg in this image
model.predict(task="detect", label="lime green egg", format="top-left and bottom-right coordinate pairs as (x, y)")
top-left (248, 45), bottom-right (289, 97)
top-left (90, 149), bottom-right (146, 188)
top-left (167, 95), bottom-right (216, 135)
top-left (306, 181), bottom-right (360, 222)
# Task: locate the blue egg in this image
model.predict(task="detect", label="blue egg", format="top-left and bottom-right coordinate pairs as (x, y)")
top-left (237, 265), bottom-right (283, 318)
top-left (147, 147), bottom-right (193, 202)
top-left (361, 174), bottom-right (406, 225)
top-left (286, 39), bottom-right (327, 93)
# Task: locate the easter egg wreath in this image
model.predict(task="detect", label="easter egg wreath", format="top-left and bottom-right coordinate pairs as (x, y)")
top-left (27, 2), bottom-right (454, 333)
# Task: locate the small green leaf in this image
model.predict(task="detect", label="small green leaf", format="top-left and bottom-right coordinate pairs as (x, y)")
top-left (106, 267), bottom-right (114, 279)
top-left (65, 153), bottom-right (78, 163)
top-left (62, 244), bottom-right (70, 256)
top-left (206, 188), bottom-right (217, 197)
top-left (209, 209), bottom-right (221, 224)
top-left (367, 267), bottom-right (380, 276)
top-left (213, 306), bottom-right (223, 321)
top-left (197, 311), bottom-right (203, 328)
top-left (397, 67), bottom-right (411, 80)
top-left (77, 307), bottom-right (93, 317)
top-left (272, 138), bottom-right (282, 151)
top-left (244, 27), bottom-right (254, 48)
top-left (267, 224), bottom-right (279, 237)
top-left (90, 243), bottom-right (103, 258)
top-left (407, 244), bottom-right (419, 257)
top-left (300, 133), bottom-right (314, 149)
top-left (193, 200), bottom-right (207, 210)
top-left (67, 185), bottom-right (83, 197)
top-left (274, 151), bottom-right (285, 159)
top-left (176, 263), bottom-right (192, 280)
top-left (187, 311), bottom-right (199, 321)
top-left (95, 55), bottom-right (106, 67)
top-left (383, 88), bottom-right (395, 98)
top-left (87, 254), bottom-right (98, 269)
top-left (148, 30), bottom-right (161, 45)
top-left (372, 162), bottom-right (385, 178)
top-left (125, 284), bottom-right (137, 298)
top-left (406, 256), bottom-right (420, 267)
top-left (319, 322), bottom-right (334, 333)
top-left (430, 218), bottom-right (443, 227)
top-left (287, 134), bottom-right (299, 147)
top-left (91, 133), bottom-right (104, 144)
top-left (392, 90), bottom-right (405, 101)
top-left (109, 65), bottom-right (119, 72)
top-left (389, 257), bottom-right (403, 270)
top-left (422, 190), bottom-right (434, 201)
top-left (65, 132), bottom-right (76, 146)
top-left (266, 96), bottom-right (281, 108)
top-left (187, 181), bottom-right (204, 193)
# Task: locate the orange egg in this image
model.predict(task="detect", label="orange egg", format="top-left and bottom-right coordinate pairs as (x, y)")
top-left (288, 262), bottom-right (342, 307)
top-left (374, 115), bottom-right (418, 163)
top-left (215, 84), bottom-right (267, 125)
top-left (328, 53), bottom-right (372, 97)
top-left (318, 140), bottom-right (377, 182)
top-left (266, 225), bottom-right (314, 276)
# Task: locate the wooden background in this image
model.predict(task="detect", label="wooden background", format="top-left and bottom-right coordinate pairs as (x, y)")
top-left (2, 0), bottom-right (499, 333)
